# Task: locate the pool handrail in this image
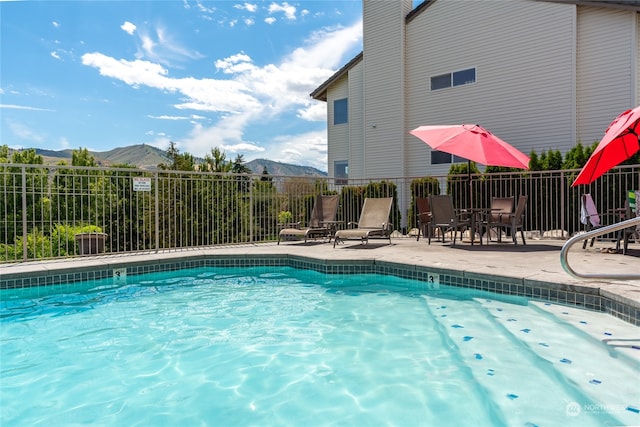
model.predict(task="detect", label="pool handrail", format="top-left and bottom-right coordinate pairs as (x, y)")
top-left (560, 216), bottom-right (640, 280)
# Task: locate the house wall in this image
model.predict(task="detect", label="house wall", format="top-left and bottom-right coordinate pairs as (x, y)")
top-left (576, 6), bottom-right (639, 146)
top-left (319, 0), bottom-right (638, 225)
top-left (348, 61), bottom-right (365, 179)
top-left (404, 0), bottom-right (577, 177)
top-left (637, 12), bottom-right (640, 103)
top-left (326, 61), bottom-right (365, 180)
top-left (326, 76), bottom-right (349, 179)
top-left (361, 0), bottom-right (413, 178)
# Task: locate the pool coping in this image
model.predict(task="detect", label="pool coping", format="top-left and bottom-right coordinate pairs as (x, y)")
top-left (2, 246), bottom-right (638, 326)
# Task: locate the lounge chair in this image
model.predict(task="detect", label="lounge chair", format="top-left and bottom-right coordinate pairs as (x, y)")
top-left (333, 197), bottom-right (393, 247)
top-left (415, 197), bottom-right (431, 241)
top-left (484, 197), bottom-right (514, 243)
top-left (278, 194), bottom-right (339, 244)
top-left (486, 195), bottom-right (528, 245)
top-left (427, 195), bottom-right (470, 245)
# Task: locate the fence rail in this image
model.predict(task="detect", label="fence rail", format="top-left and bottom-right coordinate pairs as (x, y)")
top-left (1, 163), bottom-right (638, 262)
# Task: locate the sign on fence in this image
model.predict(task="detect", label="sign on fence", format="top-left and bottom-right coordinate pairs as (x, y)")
top-left (132, 177), bottom-right (152, 191)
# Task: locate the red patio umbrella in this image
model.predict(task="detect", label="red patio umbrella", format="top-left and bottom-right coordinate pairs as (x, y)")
top-left (409, 124), bottom-right (531, 170)
top-left (409, 124), bottom-right (530, 210)
top-left (572, 106), bottom-right (640, 186)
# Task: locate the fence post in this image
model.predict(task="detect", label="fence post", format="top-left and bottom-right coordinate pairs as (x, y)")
top-left (21, 166), bottom-right (27, 261)
top-left (560, 171), bottom-right (565, 238)
top-left (155, 172), bottom-right (159, 252)
top-left (249, 182), bottom-right (254, 243)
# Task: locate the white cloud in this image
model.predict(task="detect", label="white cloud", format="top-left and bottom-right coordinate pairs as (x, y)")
top-left (195, 1), bottom-right (216, 14)
top-left (244, 18), bottom-right (254, 26)
top-left (7, 120), bottom-right (45, 143)
top-left (234, 2), bottom-right (257, 13)
top-left (297, 102), bottom-right (326, 122)
top-left (268, 130), bottom-right (328, 171)
top-left (50, 51), bottom-right (61, 60)
top-left (221, 142), bottom-right (265, 153)
top-left (121, 21), bottom-right (136, 35)
top-left (82, 19), bottom-right (361, 169)
top-left (264, 17), bottom-right (276, 25)
top-left (148, 114), bottom-right (191, 120)
top-left (135, 24), bottom-right (204, 67)
top-left (52, 21), bottom-right (60, 28)
top-left (268, 2), bottom-right (296, 20)
top-left (0, 104), bottom-right (55, 112)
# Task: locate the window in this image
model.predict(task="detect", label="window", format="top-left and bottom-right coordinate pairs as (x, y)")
top-left (333, 98), bottom-right (348, 125)
top-left (430, 74), bottom-right (451, 91)
top-left (453, 68), bottom-right (476, 86)
top-left (334, 160), bottom-right (348, 185)
top-left (431, 151), bottom-right (466, 165)
top-left (430, 68), bottom-right (476, 91)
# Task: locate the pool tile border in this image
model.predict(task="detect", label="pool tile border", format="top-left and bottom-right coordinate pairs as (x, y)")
top-left (1, 254), bottom-right (638, 326)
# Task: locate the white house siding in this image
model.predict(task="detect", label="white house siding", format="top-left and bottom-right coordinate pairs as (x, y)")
top-left (404, 0), bottom-right (576, 178)
top-left (361, 0), bottom-right (413, 179)
top-left (576, 6), bottom-right (639, 146)
top-left (348, 62), bottom-right (365, 179)
top-left (327, 76), bottom-right (350, 179)
top-left (637, 12), bottom-right (640, 103)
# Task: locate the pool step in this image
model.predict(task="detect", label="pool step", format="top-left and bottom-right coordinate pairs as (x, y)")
top-left (475, 298), bottom-right (640, 427)
top-left (423, 295), bottom-right (626, 427)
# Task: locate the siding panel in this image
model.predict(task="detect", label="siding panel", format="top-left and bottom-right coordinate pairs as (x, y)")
top-left (576, 7), bottom-right (637, 145)
top-left (362, 0), bottom-right (412, 178)
top-left (405, 0), bottom-right (576, 177)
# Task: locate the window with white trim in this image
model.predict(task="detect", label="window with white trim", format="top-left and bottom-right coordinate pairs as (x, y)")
top-left (431, 151), bottom-right (466, 165)
top-left (430, 67), bottom-right (476, 91)
top-left (333, 98), bottom-right (348, 125)
top-left (334, 160), bottom-right (348, 184)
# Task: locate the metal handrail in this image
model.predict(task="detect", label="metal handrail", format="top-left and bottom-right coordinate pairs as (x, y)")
top-left (560, 217), bottom-right (640, 280)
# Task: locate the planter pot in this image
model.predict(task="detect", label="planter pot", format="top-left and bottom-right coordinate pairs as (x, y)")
top-left (75, 232), bottom-right (108, 255)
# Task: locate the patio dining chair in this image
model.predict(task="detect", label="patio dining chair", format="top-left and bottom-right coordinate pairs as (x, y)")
top-left (427, 195), bottom-right (470, 246)
top-left (486, 195), bottom-right (528, 245)
top-left (484, 196), bottom-right (514, 243)
top-left (415, 197), bottom-right (431, 241)
top-left (614, 190), bottom-right (640, 255)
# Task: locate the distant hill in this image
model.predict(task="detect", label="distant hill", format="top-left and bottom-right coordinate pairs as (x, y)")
top-left (27, 144), bottom-right (327, 176)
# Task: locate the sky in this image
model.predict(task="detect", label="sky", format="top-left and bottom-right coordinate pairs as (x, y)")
top-left (0, 0), bottom-right (365, 171)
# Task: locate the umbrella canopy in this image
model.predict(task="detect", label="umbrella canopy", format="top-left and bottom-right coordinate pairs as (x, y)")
top-left (572, 106), bottom-right (640, 186)
top-left (409, 124), bottom-right (530, 169)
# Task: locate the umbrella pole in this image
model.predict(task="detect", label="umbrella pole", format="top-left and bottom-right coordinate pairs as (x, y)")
top-left (468, 160), bottom-right (472, 210)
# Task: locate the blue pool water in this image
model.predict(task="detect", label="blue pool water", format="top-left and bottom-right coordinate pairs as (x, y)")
top-left (1, 267), bottom-right (638, 426)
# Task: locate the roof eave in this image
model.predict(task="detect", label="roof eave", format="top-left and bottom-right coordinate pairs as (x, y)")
top-left (309, 52), bottom-right (364, 102)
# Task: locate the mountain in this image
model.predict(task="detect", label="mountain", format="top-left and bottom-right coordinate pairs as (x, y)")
top-left (246, 159), bottom-right (327, 177)
top-left (28, 144), bottom-right (327, 176)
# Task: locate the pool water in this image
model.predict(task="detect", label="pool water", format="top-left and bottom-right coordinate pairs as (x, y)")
top-left (1, 267), bottom-right (638, 426)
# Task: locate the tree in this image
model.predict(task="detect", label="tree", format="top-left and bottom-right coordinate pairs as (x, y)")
top-left (231, 154), bottom-right (252, 175)
top-left (204, 147), bottom-right (232, 173)
top-left (0, 147), bottom-right (49, 249)
top-left (158, 141), bottom-right (195, 171)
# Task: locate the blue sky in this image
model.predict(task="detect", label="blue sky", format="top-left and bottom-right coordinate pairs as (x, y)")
top-left (0, 1), bottom-right (365, 171)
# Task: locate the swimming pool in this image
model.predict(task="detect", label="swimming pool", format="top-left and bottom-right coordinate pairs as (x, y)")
top-left (1, 266), bottom-right (638, 426)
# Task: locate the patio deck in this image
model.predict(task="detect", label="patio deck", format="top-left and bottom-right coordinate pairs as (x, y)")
top-left (1, 235), bottom-right (639, 324)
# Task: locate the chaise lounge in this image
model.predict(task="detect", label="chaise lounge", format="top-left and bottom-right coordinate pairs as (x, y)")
top-left (333, 197), bottom-right (393, 247)
top-left (278, 194), bottom-right (340, 244)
